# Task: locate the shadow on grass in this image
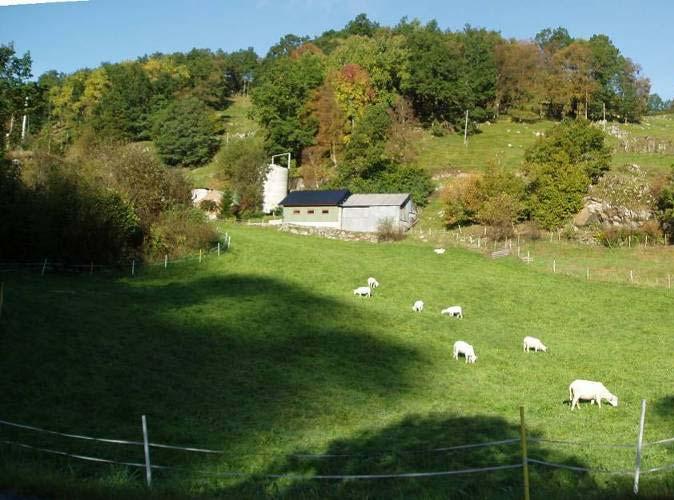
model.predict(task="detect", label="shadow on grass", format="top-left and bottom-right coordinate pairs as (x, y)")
top-left (0, 272), bottom-right (419, 494)
top-left (217, 412), bottom-right (608, 500)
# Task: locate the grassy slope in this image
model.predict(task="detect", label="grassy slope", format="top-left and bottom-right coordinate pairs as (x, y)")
top-left (2, 225), bottom-right (674, 498)
top-left (187, 96), bottom-right (257, 189)
top-left (416, 114), bottom-right (674, 177)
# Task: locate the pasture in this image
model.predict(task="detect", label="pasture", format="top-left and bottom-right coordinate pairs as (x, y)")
top-left (1, 225), bottom-right (674, 499)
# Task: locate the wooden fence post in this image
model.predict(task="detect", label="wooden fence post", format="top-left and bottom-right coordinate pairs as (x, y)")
top-left (131, 260), bottom-right (135, 277)
top-left (41, 258), bottom-right (47, 276)
top-left (553, 259), bottom-right (556, 273)
top-left (142, 415), bottom-right (152, 488)
top-left (0, 282), bottom-right (4, 320)
top-left (520, 406), bottom-right (531, 500)
top-left (199, 249), bottom-right (202, 264)
top-left (633, 400), bottom-right (647, 495)
top-left (217, 242), bottom-right (221, 256)
top-left (164, 255), bottom-right (168, 270)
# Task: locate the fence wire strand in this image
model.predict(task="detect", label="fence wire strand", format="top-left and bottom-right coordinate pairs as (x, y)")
top-left (0, 419), bottom-right (143, 446)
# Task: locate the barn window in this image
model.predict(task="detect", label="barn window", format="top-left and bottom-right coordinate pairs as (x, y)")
top-left (307, 209), bottom-right (315, 214)
top-left (293, 209), bottom-right (300, 214)
top-left (322, 209), bottom-right (329, 214)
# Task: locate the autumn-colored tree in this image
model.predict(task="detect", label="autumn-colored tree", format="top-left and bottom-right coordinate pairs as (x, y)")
top-left (548, 41), bottom-right (598, 119)
top-left (494, 40), bottom-right (545, 115)
top-left (332, 63), bottom-right (375, 133)
top-left (301, 81), bottom-right (345, 186)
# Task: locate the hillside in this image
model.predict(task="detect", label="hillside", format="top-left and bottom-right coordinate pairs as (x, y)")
top-left (2, 225), bottom-right (674, 498)
top-left (190, 102), bottom-right (674, 192)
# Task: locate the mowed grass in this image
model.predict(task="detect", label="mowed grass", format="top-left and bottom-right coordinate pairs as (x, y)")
top-left (2, 226), bottom-right (674, 499)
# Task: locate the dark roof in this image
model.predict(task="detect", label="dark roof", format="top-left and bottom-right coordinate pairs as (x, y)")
top-left (279, 189), bottom-right (351, 207)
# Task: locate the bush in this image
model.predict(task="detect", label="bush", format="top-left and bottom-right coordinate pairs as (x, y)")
top-left (526, 162), bottom-right (590, 229)
top-left (199, 199), bottom-right (219, 212)
top-left (477, 193), bottom-right (521, 239)
top-left (430, 120), bottom-right (448, 137)
top-left (656, 167), bottom-right (674, 241)
top-left (376, 218), bottom-right (405, 242)
top-left (441, 175), bottom-right (482, 227)
top-left (146, 207), bottom-right (218, 259)
top-left (595, 222), bottom-right (663, 248)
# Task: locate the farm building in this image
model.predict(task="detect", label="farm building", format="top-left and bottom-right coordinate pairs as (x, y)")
top-left (341, 193), bottom-right (416, 232)
top-left (279, 190), bottom-right (417, 232)
top-left (279, 189), bottom-right (350, 229)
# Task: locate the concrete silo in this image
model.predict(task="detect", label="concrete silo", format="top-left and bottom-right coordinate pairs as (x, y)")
top-left (262, 163), bottom-right (289, 214)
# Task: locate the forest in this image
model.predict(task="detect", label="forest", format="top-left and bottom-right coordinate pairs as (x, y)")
top-left (0, 14), bottom-right (665, 263)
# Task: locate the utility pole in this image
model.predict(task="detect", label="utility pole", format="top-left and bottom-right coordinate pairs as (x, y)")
top-left (21, 96), bottom-right (29, 142)
top-left (463, 110), bottom-right (469, 146)
top-left (603, 102), bottom-right (606, 130)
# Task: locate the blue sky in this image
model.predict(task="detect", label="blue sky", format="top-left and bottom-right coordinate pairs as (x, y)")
top-left (1, 0), bottom-right (672, 98)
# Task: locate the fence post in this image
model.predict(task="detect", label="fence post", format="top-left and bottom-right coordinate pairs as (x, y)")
top-left (199, 249), bottom-right (202, 264)
top-left (89, 262), bottom-right (94, 276)
top-left (41, 258), bottom-right (47, 276)
top-left (633, 399), bottom-right (647, 495)
top-left (630, 270), bottom-right (634, 283)
top-left (519, 406), bottom-right (530, 500)
top-left (527, 250), bottom-right (530, 264)
top-left (131, 260), bottom-right (135, 277)
top-left (0, 281), bottom-right (4, 320)
top-left (142, 415), bottom-right (152, 488)
top-left (228, 235), bottom-right (231, 249)
top-left (586, 268), bottom-right (590, 281)
top-left (553, 259), bottom-right (556, 273)
top-left (164, 255), bottom-right (168, 270)
top-left (217, 242), bottom-right (221, 256)
top-left (668, 274), bottom-right (671, 290)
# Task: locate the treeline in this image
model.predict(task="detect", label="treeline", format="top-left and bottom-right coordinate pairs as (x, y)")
top-left (248, 16), bottom-right (650, 200)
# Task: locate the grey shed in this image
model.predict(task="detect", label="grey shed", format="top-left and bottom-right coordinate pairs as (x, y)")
top-left (341, 193), bottom-right (417, 233)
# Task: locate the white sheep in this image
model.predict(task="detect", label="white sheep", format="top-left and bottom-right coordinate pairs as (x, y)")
top-left (433, 248), bottom-right (446, 255)
top-left (367, 277), bottom-right (379, 288)
top-left (568, 380), bottom-right (618, 410)
top-left (441, 306), bottom-right (463, 319)
top-left (412, 300), bottom-right (424, 312)
top-left (523, 336), bottom-right (547, 353)
top-left (353, 286), bottom-right (372, 298)
top-left (453, 341), bottom-right (477, 364)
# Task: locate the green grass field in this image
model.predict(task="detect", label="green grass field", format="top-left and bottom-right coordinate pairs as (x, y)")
top-left (2, 225), bottom-right (674, 499)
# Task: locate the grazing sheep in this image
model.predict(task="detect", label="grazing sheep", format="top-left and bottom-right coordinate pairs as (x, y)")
top-left (523, 336), bottom-right (547, 353)
top-left (441, 306), bottom-right (463, 319)
top-left (434, 248), bottom-right (446, 255)
top-left (353, 286), bottom-right (372, 298)
top-left (413, 300), bottom-right (424, 312)
top-left (453, 341), bottom-right (477, 364)
top-left (568, 380), bottom-right (618, 410)
top-left (367, 277), bottom-right (379, 289)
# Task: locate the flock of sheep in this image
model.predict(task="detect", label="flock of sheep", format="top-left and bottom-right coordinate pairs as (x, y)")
top-left (352, 257), bottom-right (619, 411)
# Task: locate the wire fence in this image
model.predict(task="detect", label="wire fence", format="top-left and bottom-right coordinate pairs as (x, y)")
top-left (0, 402), bottom-right (672, 495)
top-left (0, 233), bottom-right (233, 278)
top-left (414, 226), bottom-right (674, 291)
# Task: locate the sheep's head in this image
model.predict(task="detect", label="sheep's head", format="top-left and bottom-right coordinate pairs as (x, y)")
top-left (541, 345), bottom-right (548, 352)
top-left (608, 395), bottom-right (618, 407)
top-left (469, 355), bottom-right (477, 363)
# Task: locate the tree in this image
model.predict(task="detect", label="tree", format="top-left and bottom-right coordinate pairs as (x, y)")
top-left (648, 93), bottom-right (666, 114)
top-left (548, 41), bottom-right (598, 119)
top-left (151, 97), bottom-right (219, 166)
top-left (91, 62), bottom-right (153, 141)
top-left (495, 40), bottom-right (545, 116)
top-left (344, 13), bottom-right (380, 37)
top-left (0, 43), bottom-right (32, 151)
top-left (251, 51), bottom-right (325, 156)
top-left (525, 118), bottom-right (610, 182)
top-left (535, 27), bottom-right (573, 53)
top-left (524, 119), bottom-right (610, 228)
top-left (216, 136), bottom-right (268, 215)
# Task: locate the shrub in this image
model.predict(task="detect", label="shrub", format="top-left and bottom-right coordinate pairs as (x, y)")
top-left (526, 161), bottom-right (590, 229)
top-left (595, 223), bottom-right (663, 248)
top-left (146, 207), bottom-right (218, 259)
top-left (656, 167), bottom-right (674, 241)
top-left (477, 193), bottom-right (521, 239)
top-left (376, 218), bottom-right (405, 242)
top-left (199, 199), bottom-right (219, 212)
top-left (440, 175), bottom-right (482, 227)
